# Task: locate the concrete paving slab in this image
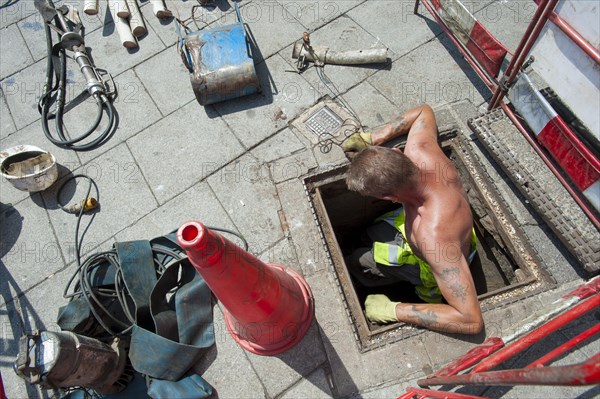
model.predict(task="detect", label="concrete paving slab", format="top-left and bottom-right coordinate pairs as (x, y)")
top-left (194, 305), bottom-right (267, 399)
top-left (251, 127), bottom-right (307, 163)
top-left (340, 81), bottom-right (399, 131)
top-left (348, 372), bottom-right (423, 399)
top-left (82, 18), bottom-right (166, 78)
top-left (114, 180), bottom-right (237, 242)
top-left (0, 265), bottom-right (76, 399)
top-left (134, 46), bottom-right (195, 116)
top-left (240, 1), bottom-right (308, 64)
top-left (0, 119), bottom-right (81, 206)
top-left (250, 128), bottom-right (318, 183)
top-left (0, 198), bottom-right (66, 305)
top-left (368, 35), bottom-right (489, 109)
top-left (0, 1), bottom-right (38, 30)
top-left (140, 0), bottom-right (211, 48)
top-left (270, 148), bottom-right (318, 184)
top-left (0, 88), bottom-right (16, 139)
top-left (245, 321), bottom-right (328, 398)
top-left (258, 237), bottom-right (299, 269)
top-left (16, 14), bottom-right (50, 63)
top-left (279, 366), bottom-right (335, 399)
top-left (307, 269), bottom-right (431, 397)
top-left (213, 53), bottom-right (319, 149)
top-left (285, 15), bottom-right (393, 98)
top-left (39, 143), bottom-right (157, 258)
top-left (346, 0), bottom-right (442, 60)
top-left (277, 0), bottom-right (365, 32)
top-left (206, 153), bottom-right (284, 253)
top-left (0, 22), bottom-right (34, 80)
top-left (1, 1), bottom-right (598, 398)
top-left (127, 99), bottom-right (244, 204)
top-left (276, 178), bottom-right (331, 277)
top-left (68, 69), bottom-right (163, 165)
top-left (0, 59), bottom-right (46, 130)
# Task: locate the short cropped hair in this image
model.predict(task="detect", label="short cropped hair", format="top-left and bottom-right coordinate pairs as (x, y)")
top-left (346, 146), bottom-right (418, 198)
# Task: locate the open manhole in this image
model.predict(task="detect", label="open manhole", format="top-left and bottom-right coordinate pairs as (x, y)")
top-left (304, 130), bottom-right (555, 352)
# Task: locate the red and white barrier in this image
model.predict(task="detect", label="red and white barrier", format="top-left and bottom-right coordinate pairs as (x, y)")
top-left (431, 0), bottom-right (508, 78)
top-left (508, 71), bottom-right (600, 212)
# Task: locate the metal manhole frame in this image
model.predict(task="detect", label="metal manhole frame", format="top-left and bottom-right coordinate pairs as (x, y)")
top-left (303, 129), bottom-right (556, 352)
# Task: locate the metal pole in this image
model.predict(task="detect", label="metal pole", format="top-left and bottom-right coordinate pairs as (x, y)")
top-left (547, 11), bottom-right (600, 65)
top-left (488, 0), bottom-right (559, 110)
top-left (401, 387), bottom-right (492, 399)
top-left (473, 294), bottom-right (600, 373)
top-left (419, 354), bottom-right (600, 387)
top-left (526, 324), bottom-right (600, 368)
top-left (418, 0), bottom-right (496, 91)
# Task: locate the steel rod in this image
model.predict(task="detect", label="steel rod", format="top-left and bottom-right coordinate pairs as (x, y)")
top-left (402, 387), bottom-right (491, 399)
top-left (526, 324), bottom-right (600, 368)
top-left (419, 0), bottom-right (497, 92)
top-left (547, 9), bottom-right (600, 65)
top-left (473, 294), bottom-right (600, 373)
top-left (489, 0), bottom-right (559, 109)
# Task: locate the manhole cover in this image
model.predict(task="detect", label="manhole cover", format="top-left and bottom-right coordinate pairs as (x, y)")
top-left (304, 106), bottom-right (345, 137)
top-left (291, 97), bottom-right (359, 149)
top-left (303, 130), bottom-right (555, 352)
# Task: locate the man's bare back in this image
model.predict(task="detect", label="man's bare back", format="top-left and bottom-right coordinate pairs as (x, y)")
top-left (344, 104), bottom-right (483, 334)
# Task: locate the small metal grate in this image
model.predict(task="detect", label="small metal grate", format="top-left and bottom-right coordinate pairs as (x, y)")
top-left (304, 106), bottom-right (344, 138)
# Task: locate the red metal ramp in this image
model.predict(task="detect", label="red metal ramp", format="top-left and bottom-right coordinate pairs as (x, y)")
top-left (397, 277), bottom-right (600, 398)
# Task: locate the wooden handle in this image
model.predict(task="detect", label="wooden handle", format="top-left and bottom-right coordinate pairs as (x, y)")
top-left (83, 0), bottom-right (98, 15)
top-left (108, 2), bottom-right (137, 48)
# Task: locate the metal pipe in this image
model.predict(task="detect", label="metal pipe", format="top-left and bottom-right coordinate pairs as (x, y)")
top-left (432, 337), bottom-right (505, 377)
top-left (473, 294), bottom-right (600, 373)
top-left (419, 354), bottom-right (600, 387)
top-left (402, 388), bottom-right (491, 399)
top-left (489, 0), bottom-right (559, 109)
top-left (500, 102), bottom-right (600, 229)
top-left (526, 323), bottom-right (600, 368)
top-left (488, 0), bottom-right (549, 109)
top-left (418, 0), bottom-right (496, 92)
top-left (292, 42), bottom-right (389, 65)
top-left (547, 9), bottom-right (600, 65)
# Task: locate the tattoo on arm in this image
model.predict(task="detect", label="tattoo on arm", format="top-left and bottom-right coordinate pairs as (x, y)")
top-left (440, 267), bottom-right (468, 304)
top-left (391, 117), bottom-right (409, 134)
top-left (408, 305), bottom-right (438, 327)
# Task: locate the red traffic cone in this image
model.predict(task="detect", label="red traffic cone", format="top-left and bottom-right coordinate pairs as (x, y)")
top-left (177, 221), bottom-right (314, 356)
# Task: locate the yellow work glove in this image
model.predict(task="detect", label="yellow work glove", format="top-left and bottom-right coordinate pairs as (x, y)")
top-left (341, 132), bottom-right (372, 153)
top-left (365, 294), bottom-right (399, 324)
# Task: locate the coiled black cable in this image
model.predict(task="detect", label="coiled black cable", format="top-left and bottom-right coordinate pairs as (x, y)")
top-left (38, 15), bottom-right (116, 151)
top-left (57, 174), bottom-right (249, 337)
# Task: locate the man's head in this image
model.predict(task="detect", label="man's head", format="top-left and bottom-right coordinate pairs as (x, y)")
top-left (346, 146), bottom-right (419, 200)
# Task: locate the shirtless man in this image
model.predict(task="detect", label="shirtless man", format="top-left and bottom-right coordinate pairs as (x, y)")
top-left (342, 104), bottom-right (483, 335)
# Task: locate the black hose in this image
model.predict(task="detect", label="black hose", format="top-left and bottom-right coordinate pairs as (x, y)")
top-left (38, 16), bottom-right (116, 151)
top-left (56, 174), bottom-right (249, 337)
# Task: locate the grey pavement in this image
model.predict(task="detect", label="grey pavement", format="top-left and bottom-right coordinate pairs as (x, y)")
top-left (1, 1), bottom-right (598, 398)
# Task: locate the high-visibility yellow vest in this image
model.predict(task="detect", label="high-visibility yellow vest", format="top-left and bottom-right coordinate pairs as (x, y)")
top-left (372, 207), bottom-right (478, 303)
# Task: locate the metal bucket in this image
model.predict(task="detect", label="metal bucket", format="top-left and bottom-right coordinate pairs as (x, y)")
top-left (0, 145), bottom-right (58, 192)
top-left (179, 3), bottom-right (260, 105)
